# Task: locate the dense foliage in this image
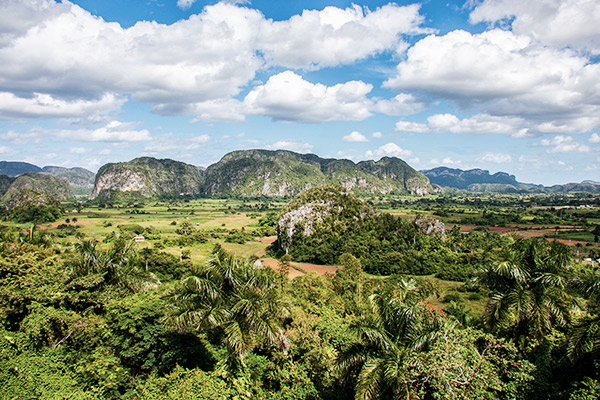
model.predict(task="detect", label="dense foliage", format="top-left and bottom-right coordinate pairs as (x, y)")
top-left (275, 186), bottom-right (506, 280)
top-left (1, 191), bottom-right (600, 399)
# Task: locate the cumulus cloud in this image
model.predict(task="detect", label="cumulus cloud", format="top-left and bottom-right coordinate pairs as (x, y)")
top-left (429, 157), bottom-right (464, 169)
top-left (385, 29), bottom-right (587, 105)
top-left (384, 29), bottom-right (600, 135)
top-left (0, 146), bottom-right (15, 155)
top-left (69, 147), bottom-right (89, 154)
top-left (0, 1), bottom-right (431, 122)
top-left (258, 3), bottom-right (432, 69)
top-left (0, 2), bottom-right (264, 119)
top-left (540, 135), bottom-right (591, 153)
top-left (590, 133), bottom-right (600, 143)
top-left (343, 131), bottom-right (369, 142)
top-left (476, 152), bottom-right (512, 164)
top-left (265, 140), bottom-right (313, 153)
top-left (395, 120), bottom-right (430, 133)
top-left (372, 93), bottom-right (425, 116)
top-left (427, 113), bottom-right (530, 136)
top-left (243, 71), bottom-right (373, 123)
top-left (365, 142), bottom-right (413, 159)
top-left (53, 121), bottom-right (152, 142)
top-left (372, 131), bottom-right (383, 138)
top-left (469, 0), bottom-right (600, 54)
top-left (144, 133), bottom-right (211, 152)
top-left (177, 0), bottom-right (196, 10)
top-left (0, 130), bottom-right (43, 145)
top-left (0, 92), bottom-right (124, 120)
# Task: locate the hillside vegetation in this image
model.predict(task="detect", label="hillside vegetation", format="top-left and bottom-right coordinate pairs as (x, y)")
top-left (0, 188), bottom-right (599, 399)
top-left (92, 157), bottom-right (204, 200)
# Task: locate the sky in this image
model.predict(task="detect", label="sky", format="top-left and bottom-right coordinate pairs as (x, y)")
top-left (0, 0), bottom-right (599, 185)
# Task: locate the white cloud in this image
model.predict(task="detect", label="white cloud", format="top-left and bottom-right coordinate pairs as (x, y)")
top-left (0, 130), bottom-right (43, 144)
top-left (0, 92), bottom-right (124, 120)
top-left (177, 0), bottom-right (196, 10)
top-left (384, 29), bottom-right (600, 135)
top-left (476, 152), bottom-right (512, 164)
top-left (69, 147), bottom-right (88, 154)
top-left (265, 140), bottom-right (313, 153)
top-left (343, 131), bottom-right (369, 142)
top-left (0, 1), bottom-right (263, 118)
top-left (372, 93), bottom-right (425, 116)
top-left (470, 0), bottom-right (600, 54)
top-left (365, 142), bottom-right (413, 159)
top-left (372, 131), bottom-right (383, 138)
top-left (590, 133), bottom-right (600, 143)
top-left (53, 120), bottom-right (152, 142)
top-left (427, 113), bottom-right (530, 136)
top-left (259, 3), bottom-right (431, 69)
top-left (429, 157), bottom-right (464, 169)
top-left (395, 120), bottom-right (430, 133)
top-left (540, 135), bottom-right (591, 153)
top-left (385, 29), bottom-right (587, 105)
top-left (190, 134), bottom-right (211, 144)
top-left (243, 71), bottom-right (373, 123)
top-left (144, 133), bottom-right (211, 152)
top-left (0, 1), bottom-right (432, 122)
top-left (0, 145), bottom-right (15, 155)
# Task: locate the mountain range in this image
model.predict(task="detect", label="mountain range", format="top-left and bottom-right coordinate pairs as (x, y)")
top-left (0, 151), bottom-right (598, 203)
top-left (0, 162), bottom-right (95, 188)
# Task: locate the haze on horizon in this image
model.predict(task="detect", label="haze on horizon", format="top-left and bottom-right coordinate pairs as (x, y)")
top-left (0, 0), bottom-right (598, 186)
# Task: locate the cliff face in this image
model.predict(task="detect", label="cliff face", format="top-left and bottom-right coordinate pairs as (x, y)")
top-left (91, 157), bottom-right (204, 199)
top-left (202, 150), bottom-right (433, 198)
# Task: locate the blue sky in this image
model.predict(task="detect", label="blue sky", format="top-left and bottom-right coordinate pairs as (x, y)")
top-left (0, 0), bottom-right (599, 185)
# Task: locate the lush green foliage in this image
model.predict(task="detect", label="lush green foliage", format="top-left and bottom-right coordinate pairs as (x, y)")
top-left (0, 191), bottom-right (599, 399)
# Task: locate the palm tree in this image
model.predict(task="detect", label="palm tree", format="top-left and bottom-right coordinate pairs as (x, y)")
top-left (481, 237), bottom-right (574, 344)
top-left (567, 273), bottom-right (600, 361)
top-left (72, 238), bottom-right (158, 291)
top-left (336, 278), bottom-right (453, 399)
top-left (171, 246), bottom-right (289, 369)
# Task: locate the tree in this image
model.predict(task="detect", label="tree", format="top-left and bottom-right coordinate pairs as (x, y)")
top-left (336, 279), bottom-right (451, 399)
top-left (170, 246), bottom-right (289, 371)
top-left (481, 237), bottom-right (574, 345)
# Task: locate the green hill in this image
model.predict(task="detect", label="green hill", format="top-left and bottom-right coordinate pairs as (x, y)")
top-left (202, 149), bottom-right (433, 198)
top-left (42, 166), bottom-right (95, 188)
top-left (1, 172), bottom-right (73, 205)
top-left (91, 157), bottom-right (204, 200)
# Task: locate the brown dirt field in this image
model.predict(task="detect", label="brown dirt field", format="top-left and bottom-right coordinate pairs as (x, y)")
top-left (39, 219), bottom-right (95, 230)
top-left (515, 229), bottom-right (553, 238)
top-left (260, 257), bottom-right (339, 279)
top-left (260, 258), bottom-right (305, 279)
top-left (257, 236), bottom-right (277, 243)
top-left (547, 238), bottom-right (589, 246)
top-left (293, 262), bottom-right (339, 276)
top-left (488, 226), bottom-right (515, 232)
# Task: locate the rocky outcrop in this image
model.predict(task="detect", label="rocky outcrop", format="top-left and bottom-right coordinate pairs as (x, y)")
top-left (91, 157), bottom-right (204, 199)
top-left (1, 172), bottom-right (73, 204)
top-left (202, 149), bottom-right (433, 198)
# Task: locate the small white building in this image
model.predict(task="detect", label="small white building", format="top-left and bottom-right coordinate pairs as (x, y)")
top-left (133, 235), bottom-right (145, 242)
